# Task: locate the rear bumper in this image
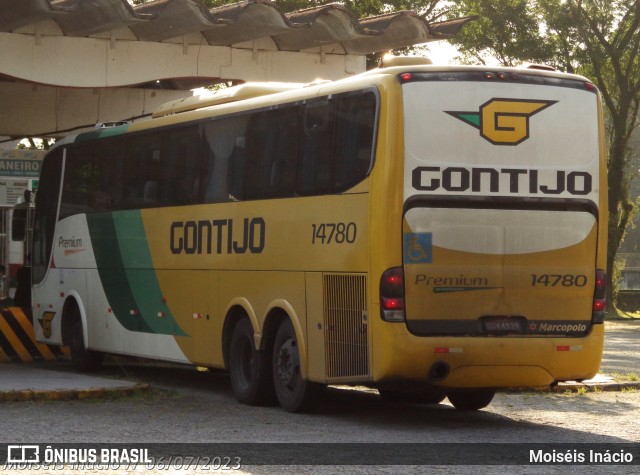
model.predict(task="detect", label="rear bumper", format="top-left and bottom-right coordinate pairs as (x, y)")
top-left (372, 323), bottom-right (604, 389)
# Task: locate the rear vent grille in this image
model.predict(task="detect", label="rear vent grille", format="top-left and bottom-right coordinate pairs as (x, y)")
top-left (323, 273), bottom-right (369, 380)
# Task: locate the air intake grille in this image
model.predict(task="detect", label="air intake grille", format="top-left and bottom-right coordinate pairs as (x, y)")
top-left (323, 273), bottom-right (369, 380)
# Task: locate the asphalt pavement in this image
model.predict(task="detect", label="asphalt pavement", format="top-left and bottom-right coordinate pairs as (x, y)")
top-left (1, 319), bottom-right (638, 401)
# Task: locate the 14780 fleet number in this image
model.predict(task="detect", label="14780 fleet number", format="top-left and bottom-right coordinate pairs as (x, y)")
top-left (311, 222), bottom-right (357, 245)
top-left (530, 274), bottom-right (587, 287)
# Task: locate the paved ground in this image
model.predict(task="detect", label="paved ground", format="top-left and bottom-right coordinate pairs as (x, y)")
top-left (0, 319), bottom-right (638, 475)
top-left (0, 319), bottom-right (637, 400)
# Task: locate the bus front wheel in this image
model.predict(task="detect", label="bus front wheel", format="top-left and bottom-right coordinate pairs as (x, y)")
top-left (272, 319), bottom-right (323, 413)
top-left (228, 318), bottom-right (276, 406)
top-left (447, 389), bottom-right (495, 410)
top-left (68, 308), bottom-right (104, 372)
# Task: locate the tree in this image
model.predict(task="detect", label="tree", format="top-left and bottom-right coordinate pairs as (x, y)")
top-left (17, 138), bottom-right (55, 150)
top-left (449, 0), bottom-right (640, 307)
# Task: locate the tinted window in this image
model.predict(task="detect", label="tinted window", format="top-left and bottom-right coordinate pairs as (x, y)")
top-left (202, 115), bottom-right (250, 203)
top-left (245, 107), bottom-right (299, 199)
top-left (60, 125), bottom-right (202, 216)
top-left (33, 148), bottom-right (63, 284)
top-left (56, 88), bottom-right (378, 216)
top-left (332, 92), bottom-right (377, 192)
top-left (297, 100), bottom-right (335, 195)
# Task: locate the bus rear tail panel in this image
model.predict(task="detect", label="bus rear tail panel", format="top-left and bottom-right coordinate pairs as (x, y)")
top-left (398, 70), bottom-right (605, 383)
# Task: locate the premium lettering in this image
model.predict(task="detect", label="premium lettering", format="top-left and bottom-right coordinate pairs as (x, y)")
top-left (415, 274), bottom-right (489, 287)
top-left (59, 236), bottom-right (83, 248)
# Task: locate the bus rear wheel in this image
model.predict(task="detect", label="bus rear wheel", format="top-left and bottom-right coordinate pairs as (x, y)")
top-left (447, 389), bottom-right (495, 410)
top-left (68, 307), bottom-right (104, 372)
top-left (272, 319), bottom-right (323, 413)
top-left (228, 318), bottom-right (276, 406)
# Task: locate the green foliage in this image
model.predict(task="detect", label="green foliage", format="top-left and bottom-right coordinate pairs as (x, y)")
top-left (449, 0), bottom-right (550, 66)
top-left (17, 138), bottom-right (55, 150)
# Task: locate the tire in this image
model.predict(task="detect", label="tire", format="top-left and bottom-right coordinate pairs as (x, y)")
top-left (447, 389), bottom-right (495, 410)
top-left (228, 318), bottom-right (276, 406)
top-left (272, 319), bottom-right (323, 413)
top-left (379, 388), bottom-right (446, 404)
top-left (69, 308), bottom-right (104, 372)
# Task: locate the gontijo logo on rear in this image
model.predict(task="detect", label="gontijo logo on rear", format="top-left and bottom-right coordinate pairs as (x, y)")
top-left (446, 98), bottom-right (557, 145)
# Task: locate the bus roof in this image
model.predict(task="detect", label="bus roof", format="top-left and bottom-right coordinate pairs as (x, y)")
top-left (152, 82), bottom-right (305, 118)
top-left (61, 56), bottom-right (593, 144)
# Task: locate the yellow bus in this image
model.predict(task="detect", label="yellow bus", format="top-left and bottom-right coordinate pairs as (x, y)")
top-left (28, 56), bottom-right (608, 412)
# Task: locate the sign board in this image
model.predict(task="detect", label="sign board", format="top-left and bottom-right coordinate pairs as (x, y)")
top-left (0, 179), bottom-right (30, 206)
top-left (0, 150), bottom-right (45, 206)
top-left (0, 150), bottom-right (44, 178)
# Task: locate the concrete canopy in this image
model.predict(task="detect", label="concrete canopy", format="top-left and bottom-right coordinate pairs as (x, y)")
top-left (0, 0), bottom-right (473, 139)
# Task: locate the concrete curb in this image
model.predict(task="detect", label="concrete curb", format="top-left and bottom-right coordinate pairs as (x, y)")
top-left (553, 380), bottom-right (640, 393)
top-left (502, 374), bottom-right (640, 394)
top-left (0, 383), bottom-right (150, 402)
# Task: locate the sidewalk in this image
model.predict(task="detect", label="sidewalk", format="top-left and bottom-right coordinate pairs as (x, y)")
top-left (0, 362), bottom-right (149, 401)
top-left (553, 373), bottom-right (640, 393)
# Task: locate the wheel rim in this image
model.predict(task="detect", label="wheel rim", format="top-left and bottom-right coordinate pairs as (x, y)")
top-left (276, 337), bottom-right (300, 391)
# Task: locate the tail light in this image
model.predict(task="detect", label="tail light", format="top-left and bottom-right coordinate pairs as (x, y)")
top-left (592, 269), bottom-right (606, 323)
top-left (380, 267), bottom-right (405, 322)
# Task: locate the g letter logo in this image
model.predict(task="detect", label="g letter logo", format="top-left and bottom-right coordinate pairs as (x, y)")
top-left (446, 98), bottom-right (557, 145)
top-left (38, 311), bottom-right (56, 339)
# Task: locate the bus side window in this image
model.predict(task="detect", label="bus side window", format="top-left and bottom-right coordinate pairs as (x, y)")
top-left (297, 100), bottom-right (334, 195)
top-left (245, 107), bottom-right (299, 200)
top-left (202, 115), bottom-right (249, 203)
top-left (91, 146), bottom-right (122, 211)
top-left (160, 126), bottom-right (201, 206)
top-left (332, 92), bottom-right (377, 192)
top-left (121, 138), bottom-right (150, 208)
top-left (32, 148), bottom-right (63, 284)
top-left (60, 149), bottom-right (94, 218)
top-left (228, 137), bottom-right (246, 201)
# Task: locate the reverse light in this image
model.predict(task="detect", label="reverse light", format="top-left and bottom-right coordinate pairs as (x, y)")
top-left (380, 267), bottom-right (405, 322)
top-left (592, 269), bottom-right (606, 323)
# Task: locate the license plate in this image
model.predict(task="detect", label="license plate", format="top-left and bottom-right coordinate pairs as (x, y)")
top-left (483, 317), bottom-right (523, 333)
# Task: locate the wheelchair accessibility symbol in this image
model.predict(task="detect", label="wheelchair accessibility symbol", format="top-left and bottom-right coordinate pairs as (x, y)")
top-left (403, 232), bottom-right (433, 264)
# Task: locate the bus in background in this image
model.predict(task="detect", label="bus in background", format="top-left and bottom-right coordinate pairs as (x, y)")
top-left (25, 56), bottom-right (607, 412)
top-left (1, 148), bottom-right (43, 302)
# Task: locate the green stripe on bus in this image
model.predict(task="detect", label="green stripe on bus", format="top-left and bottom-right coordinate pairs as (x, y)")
top-left (75, 124), bottom-right (129, 143)
top-left (87, 212), bottom-right (186, 336)
top-left (112, 211), bottom-right (187, 336)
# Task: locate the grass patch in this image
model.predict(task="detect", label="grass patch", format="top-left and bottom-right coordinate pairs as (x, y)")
top-left (620, 386), bottom-right (639, 393)
top-left (611, 372), bottom-right (640, 382)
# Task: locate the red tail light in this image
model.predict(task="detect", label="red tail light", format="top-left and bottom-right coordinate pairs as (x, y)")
top-left (380, 267), bottom-right (405, 322)
top-left (592, 269), bottom-right (606, 323)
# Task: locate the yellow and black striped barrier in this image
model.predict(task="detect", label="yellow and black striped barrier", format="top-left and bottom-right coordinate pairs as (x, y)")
top-left (0, 307), bottom-right (69, 362)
